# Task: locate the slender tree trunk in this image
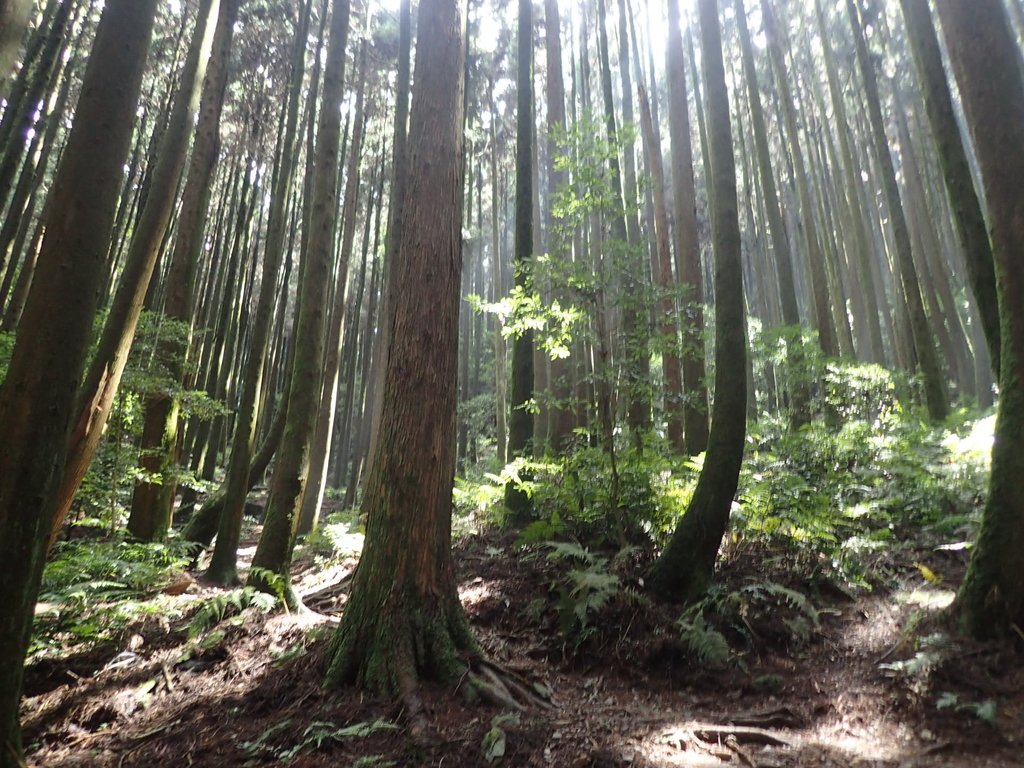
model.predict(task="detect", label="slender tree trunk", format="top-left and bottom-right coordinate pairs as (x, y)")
top-left (249, 0), bottom-right (351, 603)
top-left (846, 0), bottom-right (948, 421)
top-left (638, 81), bottom-right (685, 453)
top-left (900, 0), bottom-right (1001, 378)
top-left (505, 0), bottom-right (535, 520)
top-left (130, 0), bottom-right (241, 538)
top-left (734, 0), bottom-right (810, 426)
top-left (761, 0), bottom-right (838, 358)
top-left (667, 0), bottom-right (709, 454)
top-left (202, 0), bottom-right (313, 581)
top-left (650, 0), bottom-right (746, 604)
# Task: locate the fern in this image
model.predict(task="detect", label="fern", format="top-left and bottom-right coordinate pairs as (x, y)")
top-left (741, 582), bottom-right (820, 632)
top-left (678, 611), bottom-right (731, 667)
top-left (188, 587), bottom-right (278, 639)
top-left (544, 540), bottom-right (596, 564)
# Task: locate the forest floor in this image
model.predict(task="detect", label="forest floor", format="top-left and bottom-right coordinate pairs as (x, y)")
top-left (21, 511), bottom-right (1024, 768)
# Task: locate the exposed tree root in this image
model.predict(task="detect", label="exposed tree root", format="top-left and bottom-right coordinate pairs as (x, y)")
top-left (462, 658), bottom-right (555, 712)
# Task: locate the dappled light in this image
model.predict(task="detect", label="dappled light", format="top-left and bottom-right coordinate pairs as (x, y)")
top-left (1, 0), bottom-right (1023, 765)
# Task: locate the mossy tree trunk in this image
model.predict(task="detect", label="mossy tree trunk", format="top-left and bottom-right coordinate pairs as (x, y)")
top-left (248, 0), bottom-right (350, 603)
top-left (933, 0), bottom-right (1024, 638)
top-left (649, 0), bottom-right (747, 605)
top-left (326, 0), bottom-right (477, 698)
top-left (0, 1), bottom-right (156, 760)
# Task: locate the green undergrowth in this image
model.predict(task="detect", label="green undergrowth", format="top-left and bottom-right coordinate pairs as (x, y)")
top-left (31, 534), bottom-right (194, 658)
top-left (456, 363), bottom-right (992, 658)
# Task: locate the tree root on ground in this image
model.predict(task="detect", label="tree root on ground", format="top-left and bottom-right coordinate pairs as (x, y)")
top-left (461, 657), bottom-right (556, 712)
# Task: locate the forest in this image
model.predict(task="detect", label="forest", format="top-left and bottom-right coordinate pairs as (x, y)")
top-left (0, 0), bottom-right (1022, 765)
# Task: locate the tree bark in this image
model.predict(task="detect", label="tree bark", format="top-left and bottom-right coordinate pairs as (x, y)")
top-left (649, 0), bottom-right (746, 604)
top-left (0, 0), bottom-right (155, 759)
top-left (326, 0), bottom-right (476, 699)
top-left (248, 0), bottom-right (350, 603)
top-left (933, 0), bottom-right (1024, 638)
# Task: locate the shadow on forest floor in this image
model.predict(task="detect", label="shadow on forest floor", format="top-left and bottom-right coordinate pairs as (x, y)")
top-left (22, 524), bottom-right (1024, 768)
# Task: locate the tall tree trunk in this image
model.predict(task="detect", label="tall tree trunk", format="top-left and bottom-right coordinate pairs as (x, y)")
top-left (544, 0), bottom-right (575, 451)
top-left (761, 0), bottom-right (838, 358)
top-left (249, 0), bottom-right (351, 603)
top-left (899, 0), bottom-right (1001, 379)
top-left (734, 0), bottom-right (810, 426)
top-left (202, 0), bottom-right (313, 581)
top-left (614, 0), bottom-right (652, 445)
top-left (0, 1), bottom-right (155, 759)
top-left (505, 0), bottom-right (535, 520)
top-left (298, 34), bottom-right (369, 536)
top-left (326, 0), bottom-right (477, 703)
top-left (846, 0), bottom-right (948, 421)
top-left (933, 0), bottom-right (1024, 638)
top-left (667, 0), bottom-right (709, 454)
top-left (364, 0), bottom-right (411, 483)
top-left (638, 81), bottom-right (685, 453)
top-left (814, 0), bottom-right (886, 364)
top-left (650, 0), bottom-right (746, 604)
top-left (130, 0), bottom-right (242, 538)
top-left (48, 0), bottom-right (223, 545)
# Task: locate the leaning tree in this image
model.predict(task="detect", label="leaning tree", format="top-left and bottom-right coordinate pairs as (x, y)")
top-left (0, 1), bottom-right (157, 761)
top-left (648, 0), bottom-right (747, 605)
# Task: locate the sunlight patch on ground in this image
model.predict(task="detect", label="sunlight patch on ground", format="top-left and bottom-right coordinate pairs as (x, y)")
top-left (895, 588), bottom-right (956, 610)
top-left (796, 718), bottom-right (922, 763)
top-left (459, 576), bottom-right (497, 608)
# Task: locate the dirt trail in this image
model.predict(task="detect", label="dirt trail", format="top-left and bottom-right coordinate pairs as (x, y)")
top-left (22, 531), bottom-right (1024, 767)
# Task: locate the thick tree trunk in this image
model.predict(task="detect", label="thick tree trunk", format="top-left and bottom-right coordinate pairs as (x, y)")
top-left (933, 0), bottom-right (1024, 638)
top-left (649, 0), bottom-right (746, 604)
top-left (0, 1), bottom-right (155, 760)
top-left (326, 0), bottom-right (476, 701)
